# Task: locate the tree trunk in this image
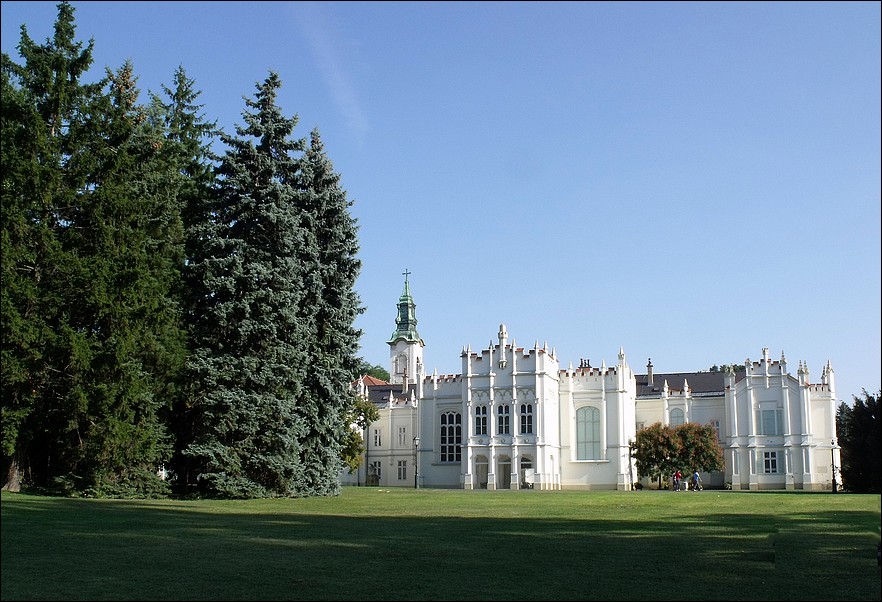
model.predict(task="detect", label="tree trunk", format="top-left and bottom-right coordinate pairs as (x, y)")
top-left (2, 454), bottom-right (23, 492)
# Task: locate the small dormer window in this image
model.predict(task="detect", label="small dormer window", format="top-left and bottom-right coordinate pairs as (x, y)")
top-left (498, 359), bottom-right (507, 369)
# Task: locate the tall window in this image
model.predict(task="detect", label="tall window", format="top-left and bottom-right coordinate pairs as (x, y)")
top-left (475, 405), bottom-right (488, 435)
top-left (440, 412), bottom-right (462, 463)
top-left (373, 429), bottom-right (382, 447)
top-left (758, 406), bottom-right (783, 436)
top-left (397, 460), bottom-right (407, 481)
top-left (497, 405), bottom-right (510, 435)
top-left (709, 420), bottom-right (721, 441)
top-left (398, 426), bottom-right (407, 446)
top-left (670, 408), bottom-right (685, 427)
top-left (520, 403), bottom-right (533, 434)
top-left (763, 451), bottom-right (779, 474)
top-left (369, 461), bottom-right (382, 480)
top-left (576, 406), bottom-right (601, 460)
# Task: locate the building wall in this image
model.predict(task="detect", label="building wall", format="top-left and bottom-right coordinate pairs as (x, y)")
top-left (352, 330), bottom-right (838, 492)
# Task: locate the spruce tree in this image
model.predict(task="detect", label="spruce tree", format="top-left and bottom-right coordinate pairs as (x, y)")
top-left (1, 1), bottom-right (105, 492)
top-left (150, 66), bottom-right (219, 493)
top-left (185, 72), bottom-right (311, 498)
top-left (296, 129), bottom-right (363, 495)
top-left (61, 59), bottom-right (185, 496)
top-left (2, 2), bottom-right (186, 496)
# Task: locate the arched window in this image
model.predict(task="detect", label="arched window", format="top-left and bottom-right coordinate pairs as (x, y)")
top-left (497, 405), bottom-right (510, 435)
top-left (520, 403), bottom-right (533, 434)
top-left (440, 412), bottom-right (462, 463)
top-left (576, 406), bottom-right (601, 460)
top-left (671, 408), bottom-right (685, 427)
top-left (475, 405), bottom-right (487, 436)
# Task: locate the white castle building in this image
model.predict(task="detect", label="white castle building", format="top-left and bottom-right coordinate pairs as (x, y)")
top-left (343, 274), bottom-right (841, 491)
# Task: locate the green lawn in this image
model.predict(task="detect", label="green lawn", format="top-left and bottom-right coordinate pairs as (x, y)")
top-left (1, 487), bottom-right (879, 601)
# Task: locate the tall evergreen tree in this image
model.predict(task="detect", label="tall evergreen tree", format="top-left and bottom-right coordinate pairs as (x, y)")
top-left (2, 2), bottom-right (186, 496)
top-left (837, 390), bottom-right (881, 493)
top-left (149, 66), bottom-right (219, 493)
top-left (295, 129), bottom-right (363, 495)
top-left (2, 1), bottom-right (104, 491)
top-left (184, 72), bottom-right (310, 498)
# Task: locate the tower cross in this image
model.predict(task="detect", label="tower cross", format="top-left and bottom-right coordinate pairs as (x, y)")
top-left (402, 269), bottom-right (411, 282)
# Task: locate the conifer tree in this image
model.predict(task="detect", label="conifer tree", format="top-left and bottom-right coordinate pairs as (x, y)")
top-left (837, 390), bottom-right (881, 493)
top-left (2, 2), bottom-right (186, 496)
top-left (295, 129), bottom-right (363, 495)
top-left (184, 72), bottom-right (311, 498)
top-left (1, 1), bottom-right (105, 491)
top-left (150, 66), bottom-right (219, 492)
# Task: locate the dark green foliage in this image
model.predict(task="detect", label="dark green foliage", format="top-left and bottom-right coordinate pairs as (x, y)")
top-left (149, 66), bottom-right (219, 493)
top-left (341, 394), bottom-right (380, 474)
top-left (1, 1), bottom-right (102, 492)
top-left (2, 2), bottom-right (187, 497)
top-left (837, 390), bottom-right (881, 493)
top-left (357, 359), bottom-right (390, 382)
top-left (4, 6), bottom-right (363, 500)
top-left (184, 72), bottom-right (311, 498)
top-left (709, 363), bottom-right (746, 373)
top-left (294, 129), bottom-right (363, 495)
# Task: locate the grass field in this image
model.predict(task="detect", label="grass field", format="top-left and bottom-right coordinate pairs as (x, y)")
top-left (1, 487), bottom-right (879, 601)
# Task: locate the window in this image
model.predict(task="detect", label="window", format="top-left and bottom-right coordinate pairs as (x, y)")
top-left (397, 460), bottom-right (407, 481)
top-left (475, 405), bottom-right (488, 436)
top-left (369, 461), bottom-right (382, 480)
top-left (758, 407), bottom-right (783, 436)
top-left (709, 420), bottom-right (721, 442)
top-left (373, 429), bottom-right (382, 447)
top-left (497, 405), bottom-right (510, 435)
top-left (440, 412), bottom-right (462, 463)
top-left (520, 403), bottom-right (533, 434)
top-left (670, 408), bottom-right (685, 427)
top-left (398, 426), bottom-right (407, 446)
top-left (763, 451), bottom-right (779, 474)
top-left (576, 406), bottom-right (601, 460)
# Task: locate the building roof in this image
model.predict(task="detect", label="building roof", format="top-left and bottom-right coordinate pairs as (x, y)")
top-left (362, 382), bottom-right (419, 406)
top-left (358, 375), bottom-right (389, 387)
top-left (635, 370), bottom-right (746, 397)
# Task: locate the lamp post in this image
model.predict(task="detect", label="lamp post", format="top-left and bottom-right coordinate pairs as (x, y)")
top-left (831, 439), bottom-right (838, 494)
top-left (413, 436), bottom-right (420, 489)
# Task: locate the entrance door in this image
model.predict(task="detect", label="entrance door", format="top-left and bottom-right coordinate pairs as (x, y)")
top-left (475, 456), bottom-right (489, 489)
top-left (497, 455), bottom-right (512, 489)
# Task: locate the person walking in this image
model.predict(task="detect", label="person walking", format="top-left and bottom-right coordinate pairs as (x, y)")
top-left (674, 470), bottom-right (682, 491)
top-left (692, 470), bottom-right (702, 491)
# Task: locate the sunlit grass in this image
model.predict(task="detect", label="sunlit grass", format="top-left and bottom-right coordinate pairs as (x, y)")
top-left (2, 487), bottom-right (879, 601)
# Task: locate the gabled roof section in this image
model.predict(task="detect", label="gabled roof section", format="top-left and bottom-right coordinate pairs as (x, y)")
top-left (358, 374), bottom-right (389, 387)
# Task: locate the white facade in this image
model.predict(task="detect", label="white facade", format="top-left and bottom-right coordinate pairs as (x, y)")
top-left (343, 281), bottom-right (840, 491)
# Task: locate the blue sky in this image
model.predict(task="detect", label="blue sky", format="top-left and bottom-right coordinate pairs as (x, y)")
top-left (3, 1), bottom-right (880, 404)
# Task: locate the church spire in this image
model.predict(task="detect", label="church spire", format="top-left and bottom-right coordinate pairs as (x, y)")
top-left (388, 269), bottom-right (421, 344)
top-left (388, 270), bottom-right (425, 387)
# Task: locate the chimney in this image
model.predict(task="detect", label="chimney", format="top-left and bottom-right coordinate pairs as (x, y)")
top-left (647, 358), bottom-right (654, 385)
